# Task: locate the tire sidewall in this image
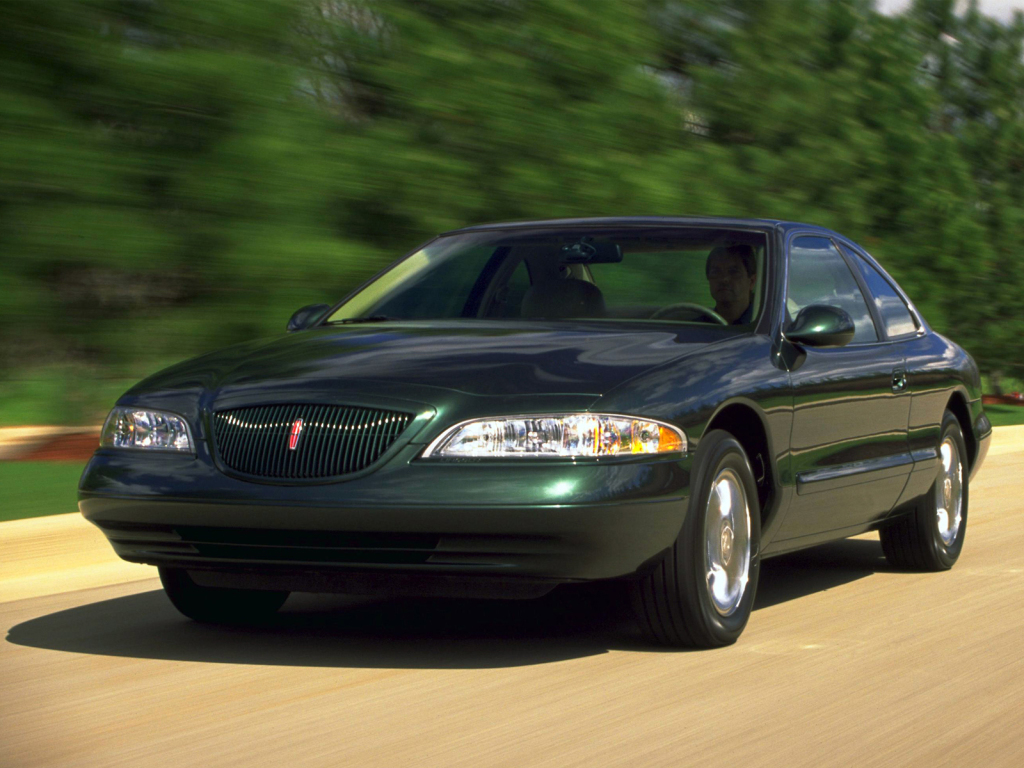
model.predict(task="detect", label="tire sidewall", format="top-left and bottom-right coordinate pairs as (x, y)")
top-left (684, 431), bottom-right (762, 645)
top-left (159, 566), bottom-right (288, 623)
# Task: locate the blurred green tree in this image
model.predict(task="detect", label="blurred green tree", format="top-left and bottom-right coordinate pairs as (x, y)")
top-left (1, 0), bottom-right (1023, 423)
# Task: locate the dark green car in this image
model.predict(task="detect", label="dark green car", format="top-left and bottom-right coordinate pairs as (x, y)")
top-left (79, 217), bottom-right (991, 648)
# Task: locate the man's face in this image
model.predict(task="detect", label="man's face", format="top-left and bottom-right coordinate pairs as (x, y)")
top-left (707, 253), bottom-right (756, 306)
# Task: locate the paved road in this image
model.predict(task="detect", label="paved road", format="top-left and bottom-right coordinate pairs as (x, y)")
top-left (3, 429), bottom-right (1024, 768)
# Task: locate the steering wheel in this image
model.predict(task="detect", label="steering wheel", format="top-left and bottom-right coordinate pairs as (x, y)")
top-left (649, 302), bottom-right (728, 325)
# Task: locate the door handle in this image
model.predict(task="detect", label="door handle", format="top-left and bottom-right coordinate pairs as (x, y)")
top-left (892, 369), bottom-right (907, 393)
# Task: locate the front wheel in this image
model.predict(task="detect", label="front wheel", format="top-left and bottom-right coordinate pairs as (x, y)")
top-left (159, 567), bottom-right (290, 624)
top-left (631, 430), bottom-right (761, 648)
top-left (880, 409), bottom-right (968, 571)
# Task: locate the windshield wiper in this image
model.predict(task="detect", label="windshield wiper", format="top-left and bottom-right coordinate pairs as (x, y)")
top-left (326, 315), bottom-right (401, 325)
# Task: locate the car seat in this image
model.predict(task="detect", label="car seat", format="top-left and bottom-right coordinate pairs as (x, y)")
top-left (520, 278), bottom-right (606, 319)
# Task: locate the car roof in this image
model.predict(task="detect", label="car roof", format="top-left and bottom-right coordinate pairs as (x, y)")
top-left (441, 216), bottom-right (830, 236)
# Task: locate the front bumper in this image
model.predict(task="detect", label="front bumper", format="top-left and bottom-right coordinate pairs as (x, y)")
top-left (79, 447), bottom-right (692, 595)
top-left (972, 404), bottom-right (992, 482)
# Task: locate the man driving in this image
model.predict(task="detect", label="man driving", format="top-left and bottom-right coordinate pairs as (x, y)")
top-left (706, 244), bottom-right (757, 325)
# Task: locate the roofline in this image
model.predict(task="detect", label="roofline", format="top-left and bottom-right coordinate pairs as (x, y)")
top-left (440, 216), bottom-right (817, 235)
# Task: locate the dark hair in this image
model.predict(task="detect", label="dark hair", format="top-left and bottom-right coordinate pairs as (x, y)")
top-left (706, 244), bottom-right (756, 278)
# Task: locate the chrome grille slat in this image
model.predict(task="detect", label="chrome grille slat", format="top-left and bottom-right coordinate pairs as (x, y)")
top-left (250, 405), bottom-right (270, 476)
top-left (253, 406), bottom-right (276, 475)
top-left (212, 404), bottom-right (412, 480)
top-left (264, 405), bottom-right (286, 476)
top-left (277, 404), bottom-right (299, 478)
top-left (312, 404), bottom-right (333, 479)
top-left (334, 407), bottom-right (358, 475)
top-left (318, 407), bottom-right (343, 478)
top-left (345, 408), bottom-right (367, 475)
top-left (354, 409), bottom-right (372, 472)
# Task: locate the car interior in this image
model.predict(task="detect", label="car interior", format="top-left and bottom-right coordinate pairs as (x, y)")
top-left (334, 228), bottom-right (768, 327)
top-left (480, 230), bottom-right (767, 325)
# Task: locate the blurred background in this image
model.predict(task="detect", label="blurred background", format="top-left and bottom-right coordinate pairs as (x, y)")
top-left (3, 0), bottom-right (1024, 432)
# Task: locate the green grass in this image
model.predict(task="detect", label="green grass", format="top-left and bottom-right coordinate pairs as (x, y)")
top-left (983, 404), bottom-right (1024, 427)
top-left (0, 462), bottom-right (85, 522)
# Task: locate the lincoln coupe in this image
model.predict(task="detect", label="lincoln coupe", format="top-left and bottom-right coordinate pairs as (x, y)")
top-left (79, 217), bottom-right (991, 647)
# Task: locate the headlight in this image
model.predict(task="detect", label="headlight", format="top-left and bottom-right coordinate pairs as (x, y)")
top-left (421, 414), bottom-right (686, 459)
top-left (100, 407), bottom-right (194, 453)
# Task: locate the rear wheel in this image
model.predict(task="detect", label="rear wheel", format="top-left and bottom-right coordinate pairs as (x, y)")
top-left (631, 430), bottom-right (761, 648)
top-left (159, 567), bottom-right (289, 624)
top-left (880, 410), bottom-right (968, 571)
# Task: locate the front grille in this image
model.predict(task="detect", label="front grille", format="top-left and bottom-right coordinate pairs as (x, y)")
top-left (211, 404), bottom-right (412, 479)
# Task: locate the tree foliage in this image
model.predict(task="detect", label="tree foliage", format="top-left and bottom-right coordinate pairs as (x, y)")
top-left (2, 0), bottom-right (1024, 421)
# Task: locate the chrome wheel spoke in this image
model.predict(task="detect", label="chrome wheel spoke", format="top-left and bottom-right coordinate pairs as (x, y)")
top-left (704, 468), bottom-right (751, 617)
top-left (935, 438), bottom-right (963, 547)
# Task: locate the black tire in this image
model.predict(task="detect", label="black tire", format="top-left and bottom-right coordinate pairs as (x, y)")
top-left (631, 430), bottom-right (762, 648)
top-left (880, 410), bottom-right (968, 571)
top-left (159, 567), bottom-right (289, 624)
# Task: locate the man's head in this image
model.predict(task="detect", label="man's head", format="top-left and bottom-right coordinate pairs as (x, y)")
top-left (706, 244), bottom-right (757, 321)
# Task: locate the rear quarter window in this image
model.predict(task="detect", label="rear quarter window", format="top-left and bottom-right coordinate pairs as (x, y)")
top-left (839, 244), bottom-right (918, 338)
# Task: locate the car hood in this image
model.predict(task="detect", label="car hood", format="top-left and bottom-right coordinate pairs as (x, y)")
top-left (128, 320), bottom-right (731, 401)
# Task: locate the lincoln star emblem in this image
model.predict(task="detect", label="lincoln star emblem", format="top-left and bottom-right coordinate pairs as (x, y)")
top-left (288, 418), bottom-right (304, 450)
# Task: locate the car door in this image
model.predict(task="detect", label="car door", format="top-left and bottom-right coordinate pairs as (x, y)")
top-left (837, 241), bottom-right (942, 509)
top-left (775, 234), bottom-right (912, 541)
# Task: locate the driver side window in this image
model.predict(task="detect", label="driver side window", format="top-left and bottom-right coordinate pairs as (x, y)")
top-left (787, 236), bottom-right (878, 344)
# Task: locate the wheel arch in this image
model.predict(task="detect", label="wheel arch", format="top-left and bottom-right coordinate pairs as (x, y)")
top-left (945, 389), bottom-right (976, 472)
top-left (703, 399), bottom-right (778, 527)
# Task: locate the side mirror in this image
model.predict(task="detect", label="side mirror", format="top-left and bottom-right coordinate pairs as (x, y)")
top-left (785, 304), bottom-right (855, 348)
top-left (287, 303), bottom-right (331, 333)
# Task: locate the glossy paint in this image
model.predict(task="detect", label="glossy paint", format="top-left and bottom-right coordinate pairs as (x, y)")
top-left (785, 305), bottom-right (856, 347)
top-left (79, 217), bottom-right (991, 589)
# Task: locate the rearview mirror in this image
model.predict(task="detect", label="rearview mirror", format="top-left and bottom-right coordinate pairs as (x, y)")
top-left (287, 303), bottom-right (331, 332)
top-left (785, 305), bottom-right (855, 348)
top-left (559, 237), bottom-right (622, 264)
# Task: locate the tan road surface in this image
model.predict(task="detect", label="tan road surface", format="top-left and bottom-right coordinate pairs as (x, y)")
top-left (3, 427), bottom-right (1024, 768)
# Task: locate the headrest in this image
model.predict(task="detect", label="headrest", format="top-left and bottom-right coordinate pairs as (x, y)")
top-left (521, 278), bottom-right (605, 319)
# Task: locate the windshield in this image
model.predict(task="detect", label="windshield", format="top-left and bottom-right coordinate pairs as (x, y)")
top-left (326, 227), bottom-right (768, 327)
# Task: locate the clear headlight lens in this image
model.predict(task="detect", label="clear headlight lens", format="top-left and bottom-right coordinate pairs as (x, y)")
top-left (100, 407), bottom-right (194, 453)
top-left (422, 414), bottom-right (686, 459)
